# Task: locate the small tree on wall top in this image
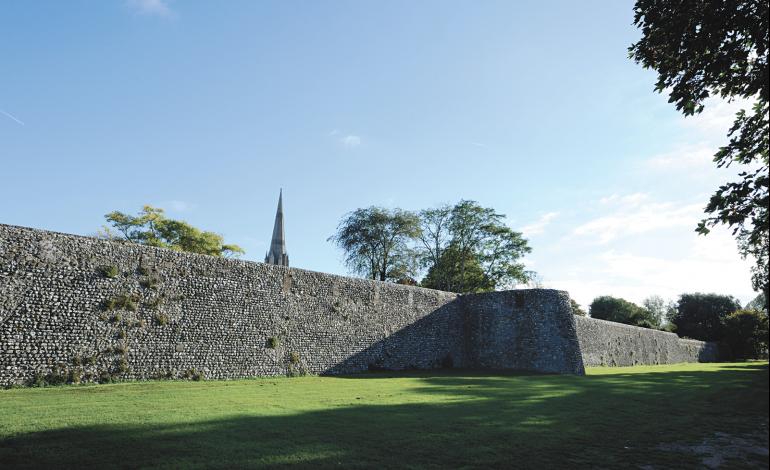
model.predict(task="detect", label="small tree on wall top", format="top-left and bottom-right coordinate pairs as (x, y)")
top-left (102, 205), bottom-right (244, 257)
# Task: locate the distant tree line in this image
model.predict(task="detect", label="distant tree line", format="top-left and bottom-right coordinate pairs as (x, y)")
top-left (328, 201), bottom-right (532, 294)
top-left (586, 292), bottom-right (768, 360)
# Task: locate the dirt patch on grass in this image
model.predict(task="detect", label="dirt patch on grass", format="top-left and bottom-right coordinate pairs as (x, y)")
top-left (653, 422), bottom-right (769, 469)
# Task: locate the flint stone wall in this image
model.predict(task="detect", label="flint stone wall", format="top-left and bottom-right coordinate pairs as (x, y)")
top-left (574, 315), bottom-right (719, 366)
top-left (0, 223), bottom-right (717, 387)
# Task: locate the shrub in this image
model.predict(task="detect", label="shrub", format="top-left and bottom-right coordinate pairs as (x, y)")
top-left (138, 265), bottom-right (151, 276)
top-left (183, 368), bottom-right (204, 381)
top-left (115, 358), bottom-right (129, 374)
top-left (72, 355), bottom-right (82, 366)
top-left (117, 329), bottom-right (127, 339)
top-left (111, 313), bottom-right (122, 324)
top-left (139, 276), bottom-right (160, 289)
top-left (154, 313), bottom-right (169, 326)
top-left (98, 371), bottom-right (113, 384)
top-left (289, 351), bottom-right (300, 364)
top-left (723, 309), bottom-right (769, 359)
top-left (98, 265), bottom-right (119, 279)
top-left (112, 344), bottom-right (128, 355)
top-left (266, 337), bottom-right (280, 349)
top-left (103, 294), bottom-right (139, 312)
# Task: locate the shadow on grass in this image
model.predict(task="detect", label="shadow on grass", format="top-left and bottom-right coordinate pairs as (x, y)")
top-left (1, 365), bottom-right (767, 469)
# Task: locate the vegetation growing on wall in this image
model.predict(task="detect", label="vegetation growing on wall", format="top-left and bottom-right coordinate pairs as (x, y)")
top-left (101, 205), bottom-right (245, 258)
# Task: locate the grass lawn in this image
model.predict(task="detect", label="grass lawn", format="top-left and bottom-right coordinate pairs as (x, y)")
top-left (1, 362), bottom-right (767, 469)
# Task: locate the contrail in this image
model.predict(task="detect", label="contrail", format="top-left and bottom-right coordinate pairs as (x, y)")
top-left (0, 109), bottom-right (25, 126)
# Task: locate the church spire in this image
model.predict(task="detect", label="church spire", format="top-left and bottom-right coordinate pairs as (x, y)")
top-left (265, 189), bottom-right (289, 266)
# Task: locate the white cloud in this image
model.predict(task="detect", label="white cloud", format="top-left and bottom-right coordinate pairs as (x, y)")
top-left (573, 198), bottom-right (703, 244)
top-left (521, 212), bottom-right (559, 237)
top-left (127, 0), bottom-right (174, 17)
top-left (550, 229), bottom-right (753, 309)
top-left (599, 192), bottom-right (649, 207)
top-left (340, 135), bottom-right (361, 148)
top-left (644, 143), bottom-right (716, 172)
top-left (682, 95), bottom-right (755, 138)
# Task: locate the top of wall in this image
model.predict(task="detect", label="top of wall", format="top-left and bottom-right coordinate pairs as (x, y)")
top-left (0, 222), bottom-right (459, 300)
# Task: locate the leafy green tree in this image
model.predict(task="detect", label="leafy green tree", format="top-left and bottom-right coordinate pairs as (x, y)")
top-left (723, 309), bottom-right (769, 359)
top-left (570, 299), bottom-right (587, 317)
top-left (671, 293), bottom-right (742, 341)
top-left (419, 200), bottom-right (531, 293)
top-left (589, 296), bottom-right (657, 328)
top-left (421, 245), bottom-right (495, 293)
top-left (328, 207), bottom-right (421, 282)
top-left (104, 206), bottom-right (244, 257)
top-left (746, 292), bottom-right (768, 312)
top-left (641, 295), bottom-right (669, 329)
top-left (629, 0), bottom-right (769, 303)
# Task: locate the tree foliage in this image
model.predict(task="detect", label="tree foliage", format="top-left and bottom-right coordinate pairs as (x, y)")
top-left (419, 200), bottom-right (531, 293)
top-left (589, 296), bottom-right (658, 329)
top-left (330, 201), bottom-right (532, 292)
top-left (103, 206), bottom-right (244, 257)
top-left (570, 299), bottom-right (587, 317)
top-left (723, 309), bottom-right (769, 359)
top-left (670, 293), bottom-right (742, 341)
top-left (629, 0), bottom-right (769, 302)
top-left (328, 207), bottom-right (421, 282)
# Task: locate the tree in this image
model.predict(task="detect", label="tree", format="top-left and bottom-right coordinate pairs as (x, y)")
top-left (746, 292), bottom-right (768, 312)
top-left (629, 0), bottom-right (769, 304)
top-left (723, 309), bottom-right (769, 359)
top-left (419, 200), bottom-right (531, 293)
top-left (104, 206), bottom-right (244, 257)
top-left (641, 295), bottom-right (668, 329)
top-left (328, 207), bottom-right (421, 282)
top-left (589, 296), bottom-right (657, 328)
top-left (570, 299), bottom-right (587, 317)
top-left (670, 293), bottom-right (742, 341)
top-left (416, 205), bottom-right (453, 289)
top-left (421, 245), bottom-right (495, 293)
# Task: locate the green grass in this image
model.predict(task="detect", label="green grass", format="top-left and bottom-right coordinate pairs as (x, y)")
top-left (0, 362), bottom-right (767, 469)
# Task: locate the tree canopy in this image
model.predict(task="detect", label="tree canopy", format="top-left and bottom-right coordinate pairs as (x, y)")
top-left (418, 200), bottom-right (531, 293)
top-left (103, 206), bottom-right (244, 257)
top-left (330, 200), bottom-right (532, 293)
top-left (670, 293), bottom-right (742, 341)
top-left (589, 296), bottom-right (659, 329)
top-left (629, 0), bottom-right (769, 306)
top-left (328, 207), bottom-right (421, 282)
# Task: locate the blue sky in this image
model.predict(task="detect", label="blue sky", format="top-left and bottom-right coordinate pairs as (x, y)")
top-left (0, 0), bottom-right (758, 308)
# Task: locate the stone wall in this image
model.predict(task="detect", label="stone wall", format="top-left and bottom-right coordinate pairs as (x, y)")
top-left (0, 223), bottom-right (718, 387)
top-left (574, 316), bottom-right (719, 366)
top-left (461, 290), bottom-right (585, 374)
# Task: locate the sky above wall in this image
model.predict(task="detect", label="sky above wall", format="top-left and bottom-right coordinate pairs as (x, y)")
top-left (0, 0), bottom-right (759, 308)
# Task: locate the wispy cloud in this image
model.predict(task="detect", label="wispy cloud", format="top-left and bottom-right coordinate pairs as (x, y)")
top-left (644, 143), bottom-right (716, 172)
top-left (0, 109), bottom-right (25, 126)
top-left (127, 0), bottom-right (175, 18)
top-left (521, 212), bottom-right (559, 237)
top-left (574, 195), bottom-right (703, 244)
top-left (328, 130), bottom-right (362, 148)
top-left (340, 135), bottom-right (361, 147)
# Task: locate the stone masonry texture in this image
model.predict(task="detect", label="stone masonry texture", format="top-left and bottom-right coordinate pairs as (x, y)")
top-left (0, 224), bottom-right (717, 387)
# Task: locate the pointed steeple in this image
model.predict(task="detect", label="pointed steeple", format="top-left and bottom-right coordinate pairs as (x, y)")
top-left (265, 189), bottom-right (289, 266)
